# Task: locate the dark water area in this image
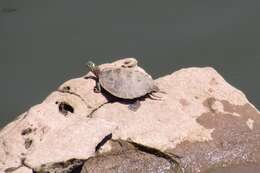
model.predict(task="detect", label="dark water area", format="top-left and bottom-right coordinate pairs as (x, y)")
top-left (0, 1), bottom-right (260, 172)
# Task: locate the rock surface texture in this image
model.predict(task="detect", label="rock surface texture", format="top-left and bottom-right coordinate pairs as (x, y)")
top-left (0, 58), bottom-right (259, 173)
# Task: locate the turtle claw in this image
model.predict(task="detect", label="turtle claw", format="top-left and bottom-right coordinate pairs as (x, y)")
top-left (149, 93), bottom-right (163, 101)
top-left (94, 87), bottom-right (101, 93)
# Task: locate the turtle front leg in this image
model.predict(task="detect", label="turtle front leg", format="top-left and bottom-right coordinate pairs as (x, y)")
top-left (94, 81), bottom-right (102, 93)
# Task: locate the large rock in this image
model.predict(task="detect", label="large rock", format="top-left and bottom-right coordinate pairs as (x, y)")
top-left (0, 58), bottom-right (259, 173)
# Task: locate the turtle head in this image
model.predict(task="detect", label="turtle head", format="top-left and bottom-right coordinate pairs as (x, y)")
top-left (87, 61), bottom-right (100, 76)
top-left (87, 61), bottom-right (96, 71)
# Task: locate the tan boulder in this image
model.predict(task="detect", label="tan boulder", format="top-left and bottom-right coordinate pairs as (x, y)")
top-left (0, 58), bottom-right (259, 173)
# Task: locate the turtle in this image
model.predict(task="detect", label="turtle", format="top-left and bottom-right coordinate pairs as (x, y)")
top-left (87, 61), bottom-right (161, 110)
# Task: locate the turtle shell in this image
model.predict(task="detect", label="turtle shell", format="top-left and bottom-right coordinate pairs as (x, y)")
top-left (99, 68), bottom-right (157, 99)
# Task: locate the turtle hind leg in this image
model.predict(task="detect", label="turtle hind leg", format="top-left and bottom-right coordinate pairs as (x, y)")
top-left (128, 100), bottom-right (141, 112)
top-left (148, 93), bottom-right (163, 101)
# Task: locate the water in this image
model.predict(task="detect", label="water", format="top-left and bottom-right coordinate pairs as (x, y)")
top-left (0, 1), bottom-right (260, 171)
